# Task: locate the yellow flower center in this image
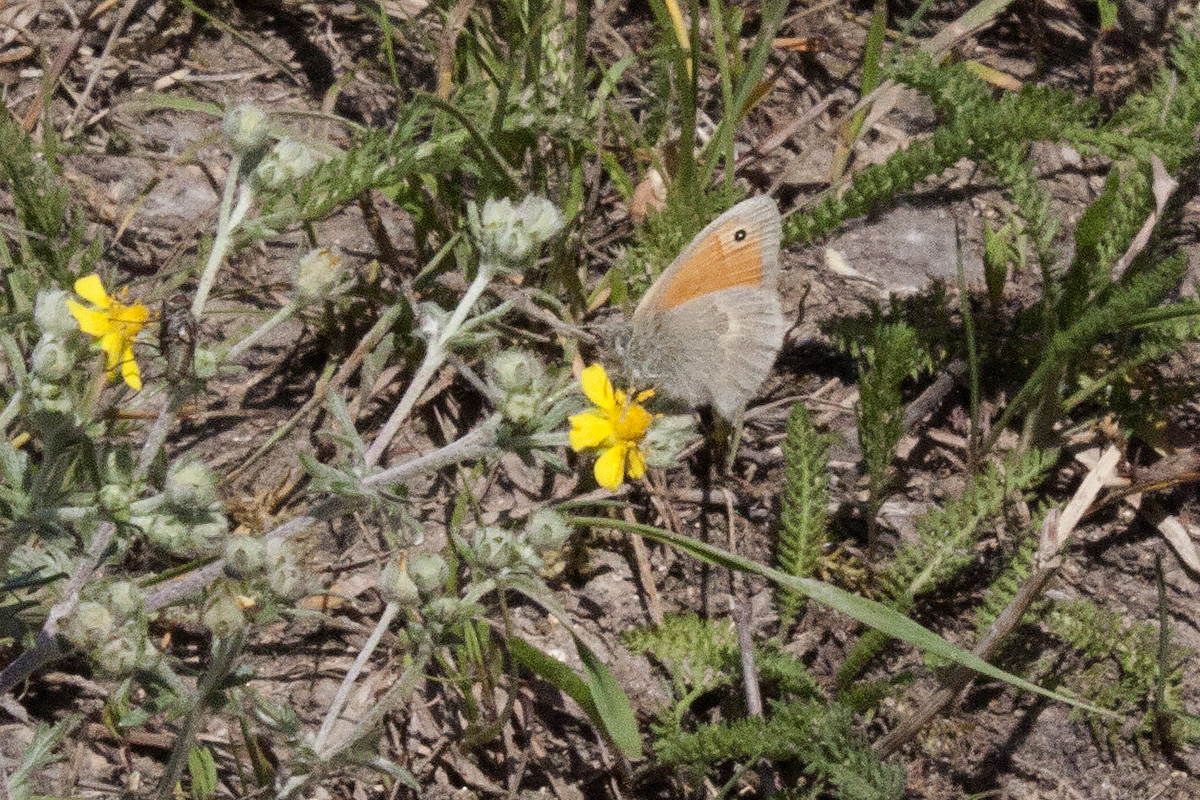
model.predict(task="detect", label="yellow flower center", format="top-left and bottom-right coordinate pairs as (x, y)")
top-left (107, 298), bottom-right (148, 340)
top-left (607, 394), bottom-right (653, 443)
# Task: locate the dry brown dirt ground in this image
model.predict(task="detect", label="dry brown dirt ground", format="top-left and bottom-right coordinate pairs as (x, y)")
top-left (2, 0), bottom-right (1200, 798)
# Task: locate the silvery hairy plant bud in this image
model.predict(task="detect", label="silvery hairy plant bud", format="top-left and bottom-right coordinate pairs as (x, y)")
top-left (488, 350), bottom-right (544, 392)
top-left (524, 508), bottom-right (572, 552)
top-left (223, 103), bottom-right (271, 155)
top-left (31, 336), bottom-right (74, 381)
top-left (379, 558), bottom-right (421, 608)
top-left (641, 414), bottom-right (697, 468)
top-left (98, 483), bottom-right (134, 521)
top-left (293, 247), bottom-right (347, 302)
top-left (252, 137), bottom-right (326, 191)
top-left (166, 459), bottom-right (219, 509)
top-left (224, 536), bottom-right (266, 579)
top-left (34, 288), bottom-right (76, 336)
top-left (94, 630), bottom-right (158, 677)
top-left (471, 527), bottom-right (518, 571)
top-left (105, 580), bottom-right (145, 618)
top-left (202, 594), bottom-right (246, 637)
top-left (63, 602), bottom-right (114, 649)
top-left (193, 347), bottom-right (219, 379)
top-left (468, 195), bottom-right (564, 266)
top-left (407, 552), bottom-right (449, 595)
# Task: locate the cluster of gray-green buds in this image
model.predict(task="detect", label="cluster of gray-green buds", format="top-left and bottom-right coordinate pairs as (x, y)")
top-left (61, 580), bottom-right (159, 679)
top-left (464, 509), bottom-right (572, 575)
top-left (27, 288), bottom-right (81, 415)
top-left (223, 102), bottom-right (271, 157)
top-left (252, 137), bottom-right (327, 192)
top-left (263, 536), bottom-right (309, 601)
top-left (467, 195), bottom-right (564, 267)
top-left (293, 247), bottom-right (347, 303)
top-left (224, 534), bottom-right (305, 602)
top-left (486, 349), bottom-right (558, 426)
top-left (380, 551), bottom-right (450, 610)
top-left (132, 459), bottom-right (230, 559)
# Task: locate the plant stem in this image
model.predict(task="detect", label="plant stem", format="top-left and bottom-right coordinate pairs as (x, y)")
top-left (312, 600), bottom-right (401, 753)
top-left (363, 261), bottom-right (497, 466)
top-left (223, 300), bottom-right (301, 363)
top-left (191, 156), bottom-right (253, 319)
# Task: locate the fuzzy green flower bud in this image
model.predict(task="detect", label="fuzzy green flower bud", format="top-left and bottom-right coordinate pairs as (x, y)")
top-left (641, 414), bottom-right (697, 468)
top-left (265, 536), bottom-right (296, 570)
top-left (468, 195), bottom-right (564, 266)
top-left (224, 536), bottom-right (266, 578)
top-left (98, 483), bottom-right (134, 520)
top-left (185, 513), bottom-right (230, 557)
top-left (293, 247), bottom-right (347, 301)
top-left (489, 350), bottom-right (544, 392)
top-left (31, 335), bottom-right (74, 381)
top-left (268, 562), bottom-right (307, 601)
top-left (165, 459), bottom-right (219, 509)
top-left (407, 552), bottom-right (449, 595)
top-left (223, 103), bottom-right (271, 155)
top-left (524, 508), bottom-right (572, 552)
top-left (141, 514), bottom-right (189, 554)
top-left (471, 527), bottom-right (518, 571)
top-left (93, 627), bottom-right (158, 677)
top-left (63, 601), bottom-right (114, 649)
top-left (193, 347), bottom-right (219, 379)
top-left (416, 301), bottom-right (449, 341)
top-left (379, 558), bottom-right (421, 607)
top-left (165, 460), bottom-right (219, 510)
top-left (28, 379), bottom-right (73, 415)
top-left (202, 594), bottom-right (246, 637)
top-left (34, 288), bottom-right (76, 336)
top-left (252, 137), bottom-right (326, 191)
top-left (105, 580), bottom-right (145, 618)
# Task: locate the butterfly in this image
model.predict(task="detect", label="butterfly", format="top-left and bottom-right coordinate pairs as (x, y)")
top-left (621, 195), bottom-right (784, 422)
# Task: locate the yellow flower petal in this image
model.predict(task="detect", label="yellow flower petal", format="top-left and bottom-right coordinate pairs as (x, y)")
top-left (74, 274), bottom-right (111, 308)
top-left (579, 364), bottom-right (616, 411)
top-left (98, 332), bottom-right (124, 372)
top-left (569, 411), bottom-right (614, 451)
top-left (593, 443), bottom-right (627, 490)
top-left (67, 301), bottom-right (111, 337)
top-left (119, 347), bottom-right (142, 391)
top-left (626, 446), bottom-right (646, 480)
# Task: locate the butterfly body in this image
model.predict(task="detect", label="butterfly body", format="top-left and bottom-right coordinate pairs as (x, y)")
top-left (624, 195), bottom-right (784, 420)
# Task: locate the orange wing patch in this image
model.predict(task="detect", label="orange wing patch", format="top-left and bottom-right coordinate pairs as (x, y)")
top-left (654, 226), bottom-right (764, 310)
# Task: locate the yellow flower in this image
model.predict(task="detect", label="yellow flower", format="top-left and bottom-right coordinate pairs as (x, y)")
top-left (569, 363), bottom-right (655, 490)
top-left (66, 274), bottom-right (150, 391)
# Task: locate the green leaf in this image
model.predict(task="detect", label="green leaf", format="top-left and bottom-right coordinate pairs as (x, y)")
top-left (505, 632), bottom-right (643, 759)
top-left (119, 92), bottom-right (223, 117)
top-left (187, 745), bottom-right (218, 800)
top-left (573, 634), bottom-right (643, 758)
top-left (568, 515), bottom-right (1119, 718)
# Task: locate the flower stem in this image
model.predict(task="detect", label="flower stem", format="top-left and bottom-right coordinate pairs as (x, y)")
top-left (223, 300), bottom-right (301, 363)
top-left (311, 600), bottom-right (401, 753)
top-left (190, 155), bottom-right (253, 319)
top-left (363, 260), bottom-right (497, 466)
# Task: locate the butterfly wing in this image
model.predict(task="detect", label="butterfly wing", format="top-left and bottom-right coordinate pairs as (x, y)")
top-left (626, 196), bottom-right (784, 418)
top-left (632, 195), bottom-right (781, 321)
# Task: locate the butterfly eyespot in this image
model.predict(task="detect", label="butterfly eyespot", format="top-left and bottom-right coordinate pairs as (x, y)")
top-left (733, 229), bottom-right (747, 241)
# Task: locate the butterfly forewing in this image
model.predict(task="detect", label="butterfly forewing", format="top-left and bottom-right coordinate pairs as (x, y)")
top-left (634, 196), bottom-right (781, 317)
